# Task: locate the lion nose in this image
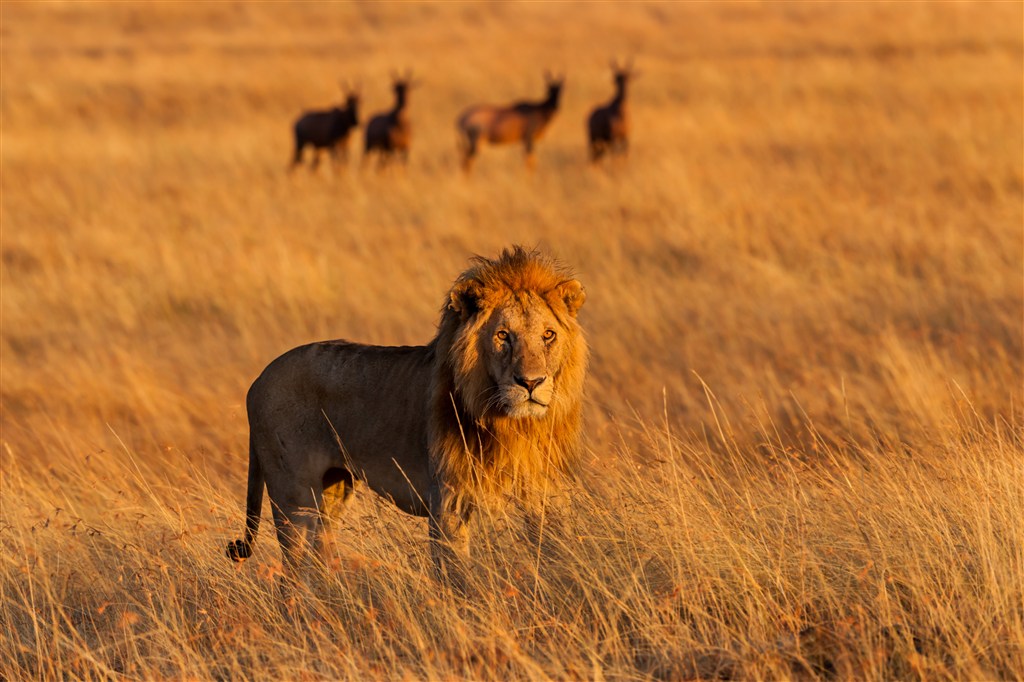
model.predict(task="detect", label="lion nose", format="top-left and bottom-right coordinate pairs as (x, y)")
top-left (514, 374), bottom-right (546, 394)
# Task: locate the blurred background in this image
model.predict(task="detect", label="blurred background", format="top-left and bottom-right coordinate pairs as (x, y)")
top-left (2, 0), bottom-right (1021, 496)
top-left (2, 3), bottom-right (1023, 678)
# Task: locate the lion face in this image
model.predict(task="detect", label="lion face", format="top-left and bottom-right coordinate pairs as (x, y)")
top-left (481, 294), bottom-right (571, 418)
top-left (444, 250), bottom-right (587, 423)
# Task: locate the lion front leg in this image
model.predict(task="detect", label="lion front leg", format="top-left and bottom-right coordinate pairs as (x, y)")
top-left (428, 490), bottom-right (472, 589)
top-left (316, 467), bottom-right (353, 564)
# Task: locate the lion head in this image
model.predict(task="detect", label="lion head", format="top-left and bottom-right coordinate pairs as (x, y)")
top-left (431, 246), bottom-right (588, 499)
top-left (442, 246), bottom-right (587, 420)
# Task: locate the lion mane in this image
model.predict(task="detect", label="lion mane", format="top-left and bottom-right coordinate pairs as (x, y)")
top-left (226, 245), bottom-right (588, 574)
top-left (431, 247), bottom-right (588, 503)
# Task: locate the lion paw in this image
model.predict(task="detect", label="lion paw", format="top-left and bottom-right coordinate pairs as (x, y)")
top-left (226, 539), bottom-right (252, 562)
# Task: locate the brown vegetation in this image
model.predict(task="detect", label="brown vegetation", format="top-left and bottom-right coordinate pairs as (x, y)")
top-left (1, 2), bottom-right (1022, 679)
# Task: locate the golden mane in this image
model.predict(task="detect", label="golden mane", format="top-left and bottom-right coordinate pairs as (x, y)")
top-left (457, 247), bottom-right (576, 299)
top-left (429, 246), bottom-right (588, 505)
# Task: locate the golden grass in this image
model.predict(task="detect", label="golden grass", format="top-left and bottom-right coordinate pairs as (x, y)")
top-left (2, 1), bottom-right (1022, 679)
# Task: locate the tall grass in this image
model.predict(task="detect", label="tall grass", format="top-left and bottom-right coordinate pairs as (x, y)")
top-left (2, 2), bottom-right (1021, 679)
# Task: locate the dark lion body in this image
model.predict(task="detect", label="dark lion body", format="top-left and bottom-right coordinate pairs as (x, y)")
top-left (227, 247), bottom-right (588, 577)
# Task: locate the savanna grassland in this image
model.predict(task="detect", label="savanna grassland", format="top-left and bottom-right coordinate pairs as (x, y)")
top-left (2, 2), bottom-right (1022, 679)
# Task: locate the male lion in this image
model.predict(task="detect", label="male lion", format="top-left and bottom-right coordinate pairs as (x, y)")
top-left (226, 246), bottom-right (587, 577)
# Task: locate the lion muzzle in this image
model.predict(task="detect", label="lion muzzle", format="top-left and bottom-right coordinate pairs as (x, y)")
top-left (503, 373), bottom-right (554, 414)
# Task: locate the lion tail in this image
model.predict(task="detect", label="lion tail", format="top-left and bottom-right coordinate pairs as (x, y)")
top-left (226, 432), bottom-right (264, 562)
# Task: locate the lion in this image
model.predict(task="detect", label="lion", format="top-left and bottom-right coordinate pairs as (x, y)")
top-left (226, 246), bottom-right (588, 577)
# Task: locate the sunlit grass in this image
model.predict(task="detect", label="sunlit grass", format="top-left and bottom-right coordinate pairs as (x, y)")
top-left (2, 1), bottom-right (1021, 678)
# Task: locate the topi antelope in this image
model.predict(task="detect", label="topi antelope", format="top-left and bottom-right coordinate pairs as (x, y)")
top-left (291, 82), bottom-right (360, 171)
top-left (456, 71), bottom-right (565, 172)
top-left (364, 71), bottom-right (414, 168)
top-left (587, 59), bottom-right (634, 163)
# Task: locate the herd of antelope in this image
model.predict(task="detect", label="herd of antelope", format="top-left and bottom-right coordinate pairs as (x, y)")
top-left (289, 60), bottom-right (635, 173)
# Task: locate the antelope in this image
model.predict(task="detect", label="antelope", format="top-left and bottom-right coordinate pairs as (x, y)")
top-left (291, 83), bottom-right (360, 171)
top-left (364, 71), bottom-right (413, 167)
top-left (456, 71), bottom-right (565, 172)
top-left (587, 59), bottom-right (633, 163)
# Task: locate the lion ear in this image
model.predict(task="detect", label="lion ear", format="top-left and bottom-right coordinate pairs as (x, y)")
top-left (556, 279), bottom-right (586, 317)
top-left (449, 279), bottom-right (485, 319)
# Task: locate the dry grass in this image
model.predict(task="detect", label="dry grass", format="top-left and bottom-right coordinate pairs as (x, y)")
top-left (2, 1), bottom-right (1022, 679)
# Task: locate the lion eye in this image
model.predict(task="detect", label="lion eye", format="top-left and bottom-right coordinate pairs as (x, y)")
top-left (542, 329), bottom-right (556, 342)
top-left (496, 330), bottom-right (509, 341)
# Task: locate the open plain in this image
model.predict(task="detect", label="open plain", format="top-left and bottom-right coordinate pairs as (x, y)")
top-left (1, 2), bottom-right (1022, 679)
